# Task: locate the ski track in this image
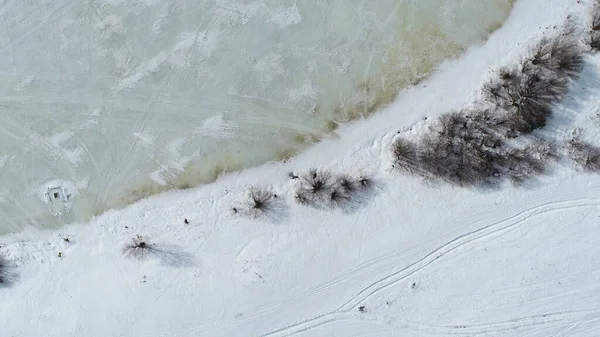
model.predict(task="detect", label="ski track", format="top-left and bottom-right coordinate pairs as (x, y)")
top-left (395, 311), bottom-right (600, 336)
top-left (549, 315), bottom-right (600, 337)
top-left (254, 197), bottom-right (600, 337)
top-left (140, 196), bottom-right (600, 337)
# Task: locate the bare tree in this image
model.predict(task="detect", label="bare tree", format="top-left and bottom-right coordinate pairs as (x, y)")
top-left (295, 170), bottom-right (379, 211)
top-left (123, 235), bottom-right (194, 267)
top-left (390, 26), bottom-right (581, 188)
top-left (294, 169), bottom-right (336, 206)
top-left (123, 235), bottom-right (155, 259)
top-left (484, 33), bottom-right (582, 137)
top-left (0, 255), bottom-right (7, 284)
top-left (528, 34), bottom-right (584, 81)
top-left (336, 175), bottom-right (358, 194)
top-left (391, 109), bottom-right (558, 187)
top-left (589, 1), bottom-right (600, 51)
top-left (357, 175), bottom-right (374, 190)
top-left (501, 140), bottom-right (556, 185)
top-left (484, 66), bottom-right (565, 135)
top-left (233, 187), bottom-right (288, 222)
top-left (243, 187), bottom-right (276, 218)
top-left (391, 138), bottom-right (419, 172)
top-left (0, 254), bottom-right (16, 286)
top-left (567, 137), bottom-right (600, 172)
top-left (327, 186), bottom-right (351, 209)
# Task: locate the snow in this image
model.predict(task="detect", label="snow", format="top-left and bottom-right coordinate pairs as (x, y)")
top-left (2, 0), bottom-right (600, 336)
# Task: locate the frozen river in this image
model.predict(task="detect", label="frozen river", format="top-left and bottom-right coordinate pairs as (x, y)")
top-left (0, 0), bottom-right (512, 233)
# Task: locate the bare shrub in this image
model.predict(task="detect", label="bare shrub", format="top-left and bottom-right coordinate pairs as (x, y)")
top-left (328, 174), bottom-right (375, 208)
top-left (240, 187), bottom-right (277, 218)
top-left (246, 188), bottom-right (274, 210)
top-left (0, 254), bottom-right (17, 286)
top-left (391, 109), bottom-right (557, 187)
top-left (589, 2), bottom-right (600, 51)
top-left (236, 187), bottom-right (288, 222)
top-left (567, 138), bottom-right (600, 171)
top-left (0, 255), bottom-right (8, 284)
top-left (123, 235), bottom-right (155, 259)
top-left (415, 111), bottom-right (506, 187)
top-left (484, 66), bottom-right (565, 135)
top-left (335, 174), bottom-right (374, 193)
top-left (528, 35), bottom-right (584, 81)
top-left (484, 33), bottom-right (582, 137)
top-left (293, 189), bottom-right (312, 206)
top-left (391, 26), bottom-right (581, 188)
top-left (326, 175), bottom-right (359, 208)
top-left (336, 175), bottom-right (358, 194)
top-left (123, 235), bottom-right (194, 267)
top-left (327, 186), bottom-right (351, 208)
top-left (356, 175), bottom-right (374, 190)
top-left (294, 169), bottom-right (335, 206)
top-left (501, 140), bottom-right (556, 184)
top-left (295, 171), bottom-right (379, 210)
top-left (391, 138), bottom-right (419, 172)
top-left (433, 112), bottom-right (502, 146)
top-left (466, 108), bottom-right (514, 139)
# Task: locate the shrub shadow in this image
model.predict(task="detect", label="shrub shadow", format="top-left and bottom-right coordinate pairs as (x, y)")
top-left (0, 255), bottom-right (18, 288)
top-left (123, 237), bottom-right (195, 268)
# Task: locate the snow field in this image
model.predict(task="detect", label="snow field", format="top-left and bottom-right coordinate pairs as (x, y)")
top-left (1, 0), bottom-right (600, 336)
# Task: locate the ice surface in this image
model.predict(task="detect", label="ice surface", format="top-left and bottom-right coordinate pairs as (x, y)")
top-left (0, 0), bottom-right (512, 233)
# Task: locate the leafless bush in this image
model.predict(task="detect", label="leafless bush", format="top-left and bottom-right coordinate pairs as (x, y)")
top-left (330, 174), bottom-right (377, 209)
top-left (246, 188), bottom-right (274, 210)
top-left (391, 138), bottom-right (419, 172)
top-left (323, 175), bottom-right (358, 208)
top-left (123, 235), bottom-right (155, 259)
top-left (356, 175), bottom-right (374, 190)
top-left (417, 111), bottom-right (507, 186)
top-left (484, 33), bottom-right (582, 137)
top-left (391, 110), bottom-right (557, 187)
top-left (294, 169), bottom-right (336, 206)
top-left (0, 254), bottom-right (17, 286)
top-left (417, 120), bottom-right (502, 187)
top-left (527, 35), bottom-right (584, 81)
top-left (589, 2), bottom-right (600, 51)
top-left (501, 140), bottom-right (557, 185)
top-left (484, 66), bottom-right (565, 135)
top-left (567, 137), bottom-right (600, 171)
top-left (336, 175), bottom-right (358, 193)
top-left (390, 25), bottom-right (581, 188)
top-left (236, 187), bottom-right (288, 222)
top-left (295, 171), bottom-right (379, 211)
top-left (465, 108), bottom-right (514, 139)
top-left (123, 235), bottom-right (194, 267)
top-left (326, 186), bottom-right (351, 208)
top-left (0, 255), bottom-right (8, 284)
top-left (239, 187), bottom-right (277, 218)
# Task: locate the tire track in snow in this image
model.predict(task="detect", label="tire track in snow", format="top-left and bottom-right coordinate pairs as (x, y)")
top-left (142, 197), bottom-right (600, 337)
top-left (336, 198), bottom-right (600, 311)
top-left (549, 313), bottom-right (600, 337)
top-left (395, 310), bottom-right (600, 336)
top-left (256, 197), bottom-right (600, 337)
top-left (326, 310), bottom-right (600, 336)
